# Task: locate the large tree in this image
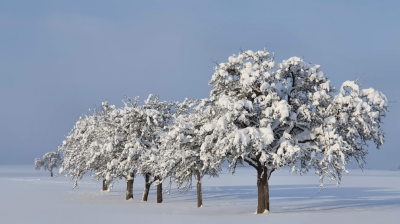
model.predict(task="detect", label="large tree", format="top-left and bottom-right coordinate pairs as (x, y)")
top-left (199, 49), bottom-right (388, 214)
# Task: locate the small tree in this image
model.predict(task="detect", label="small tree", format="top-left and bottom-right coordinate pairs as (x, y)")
top-left (35, 151), bottom-right (62, 177)
top-left (200, 49), bottom-right (388, 213)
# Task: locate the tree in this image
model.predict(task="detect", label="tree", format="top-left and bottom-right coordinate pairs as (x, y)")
top-left (35, 151), bottom-right (62, 177)
top-left (200, 49), bottom-right (388, 213)
top-left (161, 98), bottom-right (220, 207)
top-left (94, 95), bottom-right (178, 203)
top-left (133, 95), bottom-right (179, 203)
top-left (56, 95), bottom-right (176, 202)
top-left (58, 111), bottom-right (106, 189)
top-left (91, 99), bottom-right (138, 199)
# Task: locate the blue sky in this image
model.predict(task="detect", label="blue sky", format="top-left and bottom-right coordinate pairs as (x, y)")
top-left (0, 0), bottom-right (399, 169)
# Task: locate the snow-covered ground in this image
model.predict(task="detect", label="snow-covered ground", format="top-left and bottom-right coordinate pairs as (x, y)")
top-left (0, 165), bottom-right (399, 223)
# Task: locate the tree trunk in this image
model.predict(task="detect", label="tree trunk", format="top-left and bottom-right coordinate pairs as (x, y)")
top-left (157, 180), bottom-right (163, 203)
top-left (102, 179), bottom-right (107, 191)
top-left (265, 172), bottom-right (270, 212)
top-left (50, 171), bottom-right (53, 177)
top-left (142, 174), bottom-right (151, 202)
top-left (126, 172), bottom-right (134, 200)
top-left (256, 167), bottom-right (269, 214)
top-left (196, 169), bottom-right (202, 208)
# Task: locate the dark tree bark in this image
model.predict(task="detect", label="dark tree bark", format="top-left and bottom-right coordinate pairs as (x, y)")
top-left (126, 172), bottom-right (134, 200)
top-left (142, 174), bottom-right (151, 202)
top-left (264, 172), bottom-right (270, 212)
top-left (157, 180), bottom-right (163, 203)
top-left (50, 171), bottom-right (53, 177)
top-left (196, 169), bottom-right (202, 208)
top-left (256, 167), bottom-right (269, 214)
top-left (102, 179), bottom-right (107, 191)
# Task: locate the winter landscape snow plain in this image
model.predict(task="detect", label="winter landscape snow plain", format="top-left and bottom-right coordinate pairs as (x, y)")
top-left (0, 165), bottom-right (399, 224)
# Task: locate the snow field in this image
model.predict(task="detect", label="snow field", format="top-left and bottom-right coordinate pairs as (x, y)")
top-left (1, 166), bottom-right (399, 224)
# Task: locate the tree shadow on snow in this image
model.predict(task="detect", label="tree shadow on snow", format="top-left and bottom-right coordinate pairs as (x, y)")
top-left (169, 184), bottom-right (400, 213)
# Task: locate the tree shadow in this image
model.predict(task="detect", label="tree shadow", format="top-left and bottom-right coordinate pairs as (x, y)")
top-left (167, 184), bottom-right (400, 213)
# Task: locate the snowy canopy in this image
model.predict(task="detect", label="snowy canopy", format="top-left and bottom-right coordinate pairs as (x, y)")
top-left (202, 49), bottom-right (388, 185)
top-left (37, 49), bottom-right (388, 213)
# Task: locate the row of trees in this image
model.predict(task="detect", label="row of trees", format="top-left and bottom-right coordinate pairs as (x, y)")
top-left (36, 49), bottom-right (388, 214)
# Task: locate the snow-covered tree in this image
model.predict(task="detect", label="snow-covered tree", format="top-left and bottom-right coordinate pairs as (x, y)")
top-left (91, 95), bottom-right (179, 203)
top-left (35, 151), bottom-right (62, 177)
top-left (38, 48), bottom-right (388, 213)
top-left (57, 102), bottom-right (127, 193)
top-left (91, 99), bottom-right (138, 199)
top-left (58, 112), bottom-right (103, 188)
top-left (132, 95), bottom-right (180, 203)
top-left (200, 49), bottom-right (388, 213)
top-left (56, 95), bottom-right (178, 202)
top-left (161, 98), bottom-right (220, 207)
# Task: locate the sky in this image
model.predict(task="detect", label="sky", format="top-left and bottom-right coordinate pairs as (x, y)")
top-left (0, 0), bottom-right (399, 169)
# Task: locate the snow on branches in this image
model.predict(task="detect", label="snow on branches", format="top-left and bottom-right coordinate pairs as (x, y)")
top-left (204, 49), bottom-right (388, 184)
top-left (202, 49), bottom-right (388, 213)
top-left (36, 48), bottom-right (388, 213)
top-left (35, 151), bottom-right (62, 177)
